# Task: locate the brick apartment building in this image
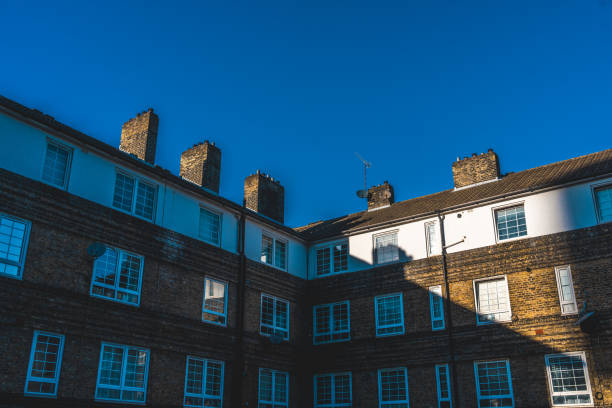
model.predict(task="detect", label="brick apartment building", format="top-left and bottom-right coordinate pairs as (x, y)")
top-left (0, 94), bottom-right (611, 408)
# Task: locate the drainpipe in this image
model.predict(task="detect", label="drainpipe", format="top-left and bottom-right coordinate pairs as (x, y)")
top-left (437, 211), bottom-right (460, 408)
top-left (233, 212), bottom-right (247, 408)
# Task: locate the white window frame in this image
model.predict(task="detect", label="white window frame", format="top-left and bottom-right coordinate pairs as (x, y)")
top-left (41, 138), bottom-right (73, 190)
top-left (184, 356), bottom-right (225, 408)
top-left (474, 360), bottom-right (514, 408)
top-left (373, 230), bottom-right (400, 265)
top-left (112, 170), bottom-right (157, 222)
top-left (315, 240), bottom-right (349, 277)
top-left (377, 367), bottom-right (409, 407)
top-left (544, 351), bottom-right (593, 407)
top-left (555, 265), bottom-right (578, 316)
top-left (24, 331), bottom-right (65, 397)
top-left (492, 202), bottom-right (528, 243)
top-left (425, 221), bottom-right (440, 257)
top-left (473, 275), bottom-right (512, 325)
top-left (0, 213), bottom-right (31, 280)
top-left (258, 368), bottom-right (289, 408)
top-left (89, 245), bottom-right (144, 307)
top-left (198, 206), bottom-right (222, 246)
top-left (261, 232), bottom-right (288, 271)
top-left (314, 372), bottom-right (352, 408)
top-left (202, 277), bottom-right (228, 327)
top-left (260, 294), bottom-right (290, 340)
top-left (374, 293), bottom-right (405, 337)
top-left (591, 182), bottom-right (612, 224)
top-left (435, 364), bottom-right (452, 408)
top-left (313, 301), bottom-right (350, 345)
top-left (429, 285), bottom-right (445, 331)
top-left (95, 342), bottom-right (150, 404)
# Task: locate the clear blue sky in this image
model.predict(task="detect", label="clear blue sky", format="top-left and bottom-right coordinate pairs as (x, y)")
top-left (2, 1), bottom-right (611, 227)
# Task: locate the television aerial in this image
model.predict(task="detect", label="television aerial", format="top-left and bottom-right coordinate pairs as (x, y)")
top-left (355, 152), bottom-right (372, 199)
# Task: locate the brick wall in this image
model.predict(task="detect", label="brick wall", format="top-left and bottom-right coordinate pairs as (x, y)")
top-left (119, 109), bottom-right (158, 164)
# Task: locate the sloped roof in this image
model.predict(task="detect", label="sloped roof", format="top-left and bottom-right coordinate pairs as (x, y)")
top-left (296, 149), bottom-right (612, 241)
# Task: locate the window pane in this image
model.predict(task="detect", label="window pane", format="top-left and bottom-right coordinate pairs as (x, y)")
top-left (26, 332), bottom-right (64, 396)
top-left (96, 344), bottom-right (149, 403)
top-left (118, 253), bottom-right (142, 293)
top-left (495, 205), bottom-right (527, 240)
top-left (113, 173), bottom-right (135, 212)
top-left (124, 349), bottom-right (147, 388)
top-left (547, 354), bottom-right (591, 404)
top-left (436, 364), bottom-right (450, 401)
top-left (276, 299), bottom-right (288, 330)
top-left (259, 369), bottom-right (273, 402)
top-left (380, 369), bottom-right (407, 402)
top-left (274, 372), bottom-right (288, 403)
top-left (275, 240), bottom-right (286, 269)
top-left (430, 286), bottom-right (445, 330)
top-left (261, 236), bottom-right (273, 264)
top-left (335, 374), bottom-right (352, 404)
top-left (93, 247), bottom-right (118, 286)
top-left (317, 248), bottom-right (331, 276)
top-left (376, 294), bottom-right (403, 336)
top-left (375, 232), bottom-right (399, 264)
top-left (186, 358), bottom-right (204, 395)
top-left (99, 345), bottom-right (124, 386)
top-left (316, 375), bottom-right (332, 404)
top-left (0, 215), bottom-right (29, 277)
top-left (426, 222), bottom-right (440, 256)
top-left (134, 181), bottom-right (156, 220)
top-left (476, 278), bottom-right (511, 323)
top-left (333, 244), bottom-right (348, 272)
top-left (596, 186), bottom-right (612, 222)
top-left (475, 361), bottom-right (512, 401)
top-left (204, 279), bottom-right (227, 325)
top-left (199, 208), bottom-right (220, 245)
top-left (315, 306), bottom-right (331, 335)
top-left (42, 143), bottom-right (70, 188)
top-left (205, 361), bottom-right (223, 397)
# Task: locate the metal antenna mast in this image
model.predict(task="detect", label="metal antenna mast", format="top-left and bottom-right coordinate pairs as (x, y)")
top-left (354, 152), bottom-right (372, 200)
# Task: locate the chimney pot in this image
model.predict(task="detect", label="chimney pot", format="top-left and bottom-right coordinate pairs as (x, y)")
top-left (452, 149), bottom-right (500, 188)
top-left (244, 172), bottom-right (285, 223)
top-left (180, 141), bottom-right (222, 192)
top-left (119, 109), bottom-right (159, 164)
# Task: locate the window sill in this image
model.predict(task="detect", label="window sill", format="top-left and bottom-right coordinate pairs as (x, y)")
top-left (476, 319), bottom-right (512, 326)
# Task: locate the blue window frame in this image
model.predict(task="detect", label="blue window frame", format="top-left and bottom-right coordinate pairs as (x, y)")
top-left (429, 285), bottom-right (445, 331)
top-left (112, 172), bottom-right (157, 221)
top-left (378, 367), bottom-right (409, 407)
top-left (90, 245), bottom-right (144, 306)
top-left (203, 277), bottom-right (228, 326)
top-left (474, 360), bottom-right (514, 408)
top-left (260, 294), bottom-right (290, 340)
top-left (41, 140), bottom-right (72, 189)
top-left (313, 301), bottom-right (350, 344)
top-left (0, 213), bottom-right (31, 279)
top-left (25, 331), bottom-right (65, 397)
top-left (314, 372), bottom-right (352, 407)
top-left (258, 368), bottom-right (288, 408)
top-left (375, 293), bottom-right (404, 337)
top-left (95, 342), bottom-right (150, 404)
top-left (184, 356), bottom-right (224, 407)
top-left (435, 364), bottom-right (452, 408)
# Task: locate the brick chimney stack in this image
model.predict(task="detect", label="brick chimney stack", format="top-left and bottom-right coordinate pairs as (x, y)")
top-left (119, 108), bottom-right (159, 164)
top-left (368, 181), bottom-right (394, 211)
top-left (244, 171), bottom-right (285, 223)
top-left (452, 149), bottom-right (500, 188)
top-left (180, 141), bottom-right (221, 193)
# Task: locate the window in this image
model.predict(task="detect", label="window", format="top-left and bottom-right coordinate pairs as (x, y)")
top-left (594, 184), bottom-right (612, 223)
top-left (545, 352), bottom-right (593, 406)
top-left (112, 172), bottom-right (156, 221)
top-left (474, 276), bottom-right (511, 325)
top-left (203, 278), bottom-right (228, 326)
top-left (374, 231), bottom-right (399, 264)
top-left (258, 368), bottom-right (288, 408)
top-left (375, 293), bottom-right (404, 337)
top-left (494, 204), bottom-right (527, 241)
top-left (435, 364), bottom-right (452, 408)
top-left (425, 221), bottom-right (440, 256)
top-left (0, 213), bottom-right (31, 279)
top-left (25, 331), bottom-right (65, 397)
top-left (429, 286), bottom-right (445, 331)
top-left (555, 266), bottom-right (578, 315)
top-left (378, 367), bottom-right (409, 408)
top-left (199, 207), bottom-right (221, 245)
top-left (42, 141), bottom-right (72, 189)
top-left (90, 245), bottom-right (144, 306)
top-left (260, 294), bottom-right (289, 340)
top-left (314, 372), bottom-right (352, 407)
top-left (316, 242), bottom-right (348, 276)
top-left (184, 356), bottom-right (224, 408)
top-left (261, 234), bottom-right (287, 270)
top-left (474, 360), bottom-right (514, 408)
top-left (313, 301), bottom-right (350, 344)
top-left (95, 343), bottom-right (149, 403)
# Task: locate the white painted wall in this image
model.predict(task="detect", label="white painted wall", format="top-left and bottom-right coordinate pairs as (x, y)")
top-left (309, 177), bottom-right (611, 278)
top-left (0, 111), bottom-right (242, 254)
top-left (244, 219), bottom-right (307, 279)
